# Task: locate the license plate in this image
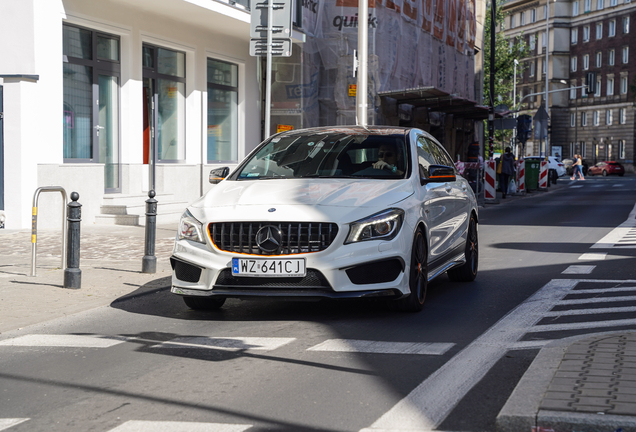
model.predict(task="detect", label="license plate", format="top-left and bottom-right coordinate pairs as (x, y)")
top-left (232, 258), bottom-right (306, 277)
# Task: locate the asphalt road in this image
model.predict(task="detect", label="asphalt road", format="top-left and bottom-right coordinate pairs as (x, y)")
top-left (1, 175), bottom-right (635, 432)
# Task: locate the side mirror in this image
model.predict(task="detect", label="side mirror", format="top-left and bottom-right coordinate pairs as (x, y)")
top-left (422, 165), bottom-right (456, 184)
top-left (209, 167), bottom-right (230, 184)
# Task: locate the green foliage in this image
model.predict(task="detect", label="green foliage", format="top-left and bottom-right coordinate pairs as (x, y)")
top-left (484, 0), bottom-right (532, 151)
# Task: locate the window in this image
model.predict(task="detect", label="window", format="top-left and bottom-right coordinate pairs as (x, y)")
top-left (572, 27), bottom-right (579, 44)
top-left (609, 19), bottom-right (616, 36)
top-left (530, 34), bottom-right (536, 50)
top-left (593, 110), bottom-right (599, 125)
top-left (544, 5), bottom-right (548, 19)
top-left (530, 61), bottom-right (535, 77)
top-left (570, 83), bottom-right (577, 98)
top-left (611, 0), bottom-right (617, 6)
top-left (573, 1), bottom-right (580, 15)
top-left (207, 58), bottom-right (239, 162)
top-left (596, 22), bottom-right (603, 39)
top-left (606, 110), bottom-right (613, 124)
top-left (571, 112), bottom-right (576, 126)
top-left (63, 24), bottom-right (122, 191)
top-left (571, 56), bottom-right (578, 71)
top-left (511, 15), bottom-right (516, 28)
top-left (607, 77), bottom-right (614, 95)
top-left (624, 16), bottom-right (630, 33)
top-left (543, 59), bottom-right (547, 75)
top-left (619, 140), bottom-right (625, 159)
top-left (542, 31), bottom-right (547, 47)
top-left (623, 46), bottom-right (629, 63)
top-left (595, 77), bottom-right (602, 96)
top-left (521, 11), bottom-right (525, 25)
top-left (583, 25), bottom-right (590, 41)
top-left (584, 0), bottom-right (591, 11)
top-left (597, 0), bottom-right (604, 9)
top-left (620, 108), bottom-right (626, 124)
top-left (596, 51), bottom-right (602, 67)
top-left (582, 112), bottom-right (587, 126)
top-left (531, 8), bottom-right (536, 22)
top-left (621, 76), bottom-right (628, 94)
top-left (581, 143), bottom-right (587, 158)
top-left (143, 44), bottom-right (186, 163)
top-left (583, 54), bottom-right (589, 70)
top-left (609, 49), bottom-right (615, 65)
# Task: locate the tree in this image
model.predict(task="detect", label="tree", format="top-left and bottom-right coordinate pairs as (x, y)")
top-left (484, 0), bottom-right (532, 152)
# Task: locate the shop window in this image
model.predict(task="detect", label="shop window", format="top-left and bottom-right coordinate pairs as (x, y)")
top-left (207, 58), bottom-right (239, 163)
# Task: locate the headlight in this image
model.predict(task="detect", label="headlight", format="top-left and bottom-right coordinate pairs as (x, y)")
top-left (178, 210), bottom-right (206, 244)
top-left (345, 209), bottom-right (405, 244)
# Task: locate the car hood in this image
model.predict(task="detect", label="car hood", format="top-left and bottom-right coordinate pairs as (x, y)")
top-left (189, 178), bottom-right (414, 222)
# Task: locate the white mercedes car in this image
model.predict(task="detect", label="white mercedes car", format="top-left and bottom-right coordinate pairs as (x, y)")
top-left (171, 126), bottom-right (479, 312)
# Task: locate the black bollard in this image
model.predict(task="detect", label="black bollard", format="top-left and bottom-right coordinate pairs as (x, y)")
top-left (142, 190), bottom-right (157, 274)
top-left (64, 192), bottom-right (82, 289)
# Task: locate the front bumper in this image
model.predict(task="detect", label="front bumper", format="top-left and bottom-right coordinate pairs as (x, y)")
top-left (170, 228), bottom-right (412, 299)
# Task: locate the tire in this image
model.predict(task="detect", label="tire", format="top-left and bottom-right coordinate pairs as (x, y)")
top-left (587, 170), bottom-right (593, 176)
top-left (602, 170), bottom-right (608, 177)
top-left (388, 228), bottom-right (427, 312)
top-left (448, 214), bottom-right (479, 282)
top-left (183, 296), bottom-right (226, 310)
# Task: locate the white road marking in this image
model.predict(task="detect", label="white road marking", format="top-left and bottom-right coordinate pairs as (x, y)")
top-left (544, 306), bottom-right (636, 316)
top-left (0, 334), bottom-right (128, 348)
top-left (360, 279), bottom-right (579, 431)
top-left (562, 265), bottom-right (595, 274)
top-left (152, 337), bottom-right (295, 352)
top-left (570, 185), bottom-right (584, 188)
top-left (307, 340), bottom-right (454, 355)
top-left (108, 421), bottom-right (252, 432)
top-left (572, 286), bottom-right (636, 294)
top-left (556, 295), bottom-right (636, 305)
top-left (578, 253), bottom-right (607, 260)
top-left (591, 202), bottom-right (636, 248)
top-left (528, 318), bottom-right (636, 332)
top-left (0, 419), bottom-right (29, 431)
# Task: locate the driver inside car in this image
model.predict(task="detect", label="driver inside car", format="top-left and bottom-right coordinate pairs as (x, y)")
top-left (372, 144), bottom-right (404, 175)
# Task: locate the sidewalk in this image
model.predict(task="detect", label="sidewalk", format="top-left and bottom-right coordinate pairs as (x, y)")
top-left (0, 223), bottom-right (177, 334)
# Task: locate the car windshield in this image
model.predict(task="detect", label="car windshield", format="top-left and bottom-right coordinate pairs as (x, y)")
top-left (236, 132), bottom-right (408, 180)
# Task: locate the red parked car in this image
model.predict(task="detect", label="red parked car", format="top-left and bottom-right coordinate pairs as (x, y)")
top-left (587, 161), bottom-right (625, 176)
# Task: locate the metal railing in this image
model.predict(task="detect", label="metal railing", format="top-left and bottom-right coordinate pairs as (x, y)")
top-left (31, 186), bottom-right (68, 276)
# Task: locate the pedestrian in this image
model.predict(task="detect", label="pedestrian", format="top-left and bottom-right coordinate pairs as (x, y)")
top-left (499, 146), bottom-right (515, 199)
top-left (571, 154), bottom-right (585, 180)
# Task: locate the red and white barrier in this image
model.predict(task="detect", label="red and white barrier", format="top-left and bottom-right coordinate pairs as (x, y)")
top-left (539, 160), bottom-right (549, 188)
top-left (516, 158), bottom-right (525, 193)
top-left (485, 160), bottom-right (496, 200)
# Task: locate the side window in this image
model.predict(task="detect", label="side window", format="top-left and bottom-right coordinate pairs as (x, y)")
top-left (416, 136), bottom-right (436, 179)
top-left (431, 140), bottom-right (456, 168)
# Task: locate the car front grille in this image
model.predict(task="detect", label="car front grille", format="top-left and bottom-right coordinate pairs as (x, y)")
top-left (209, 222), bottom-right (339, 255)
top-left (214, 268), bottom-right (332, 289)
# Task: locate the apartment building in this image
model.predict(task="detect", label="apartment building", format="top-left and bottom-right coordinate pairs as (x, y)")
top-left (503, 0), bottom-right (635, 171)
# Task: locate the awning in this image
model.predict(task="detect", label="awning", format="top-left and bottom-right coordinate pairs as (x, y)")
top-left (378, 86), bottom-right (492, 120)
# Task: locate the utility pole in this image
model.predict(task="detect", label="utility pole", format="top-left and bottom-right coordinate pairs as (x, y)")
top-left (356, 0), bottom-right (368, 126)
top-left (488, 0), bottom-right (496, 160)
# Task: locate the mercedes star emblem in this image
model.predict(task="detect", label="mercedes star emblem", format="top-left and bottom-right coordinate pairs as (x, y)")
top-left (255, 225), bottom-right (282, 253)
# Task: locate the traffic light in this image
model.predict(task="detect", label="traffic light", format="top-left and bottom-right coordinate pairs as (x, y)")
top-left (517, 114), bottom-right (532, 144)
top-left (586, 72), bottom-right (597, 94)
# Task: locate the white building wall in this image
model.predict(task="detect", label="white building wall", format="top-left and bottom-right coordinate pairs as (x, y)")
top-left (1, 0), bottom-right (261, 230)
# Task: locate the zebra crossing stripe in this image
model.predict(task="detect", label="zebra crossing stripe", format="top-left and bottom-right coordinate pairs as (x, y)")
top-left (0, 334), bottom-right (128, 348)
top-left (108, 421), bottom-right (252, 431)
top-left (0, 419), bottom-right (29, 431)
top-left (591, 202), bottom-right (636, 248)
top-left (544, 306), bottom-right (636, 316)
top-left (556, 295), bottom-right (636, 305)
top-left (578, 253), bottom-right (607, 260)
top-left (562, 265), bottom-right (595, 274)
top-left (307, 339), bottom-right (454, 355)
top-left (152, 337), bottom-right (295, 352)
top-left (528, 318), bottom-right (636, 332)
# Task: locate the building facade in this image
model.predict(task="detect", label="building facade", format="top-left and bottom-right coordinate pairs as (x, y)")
top-left (0, 0), bottom-right (484, 230)
top-left (503, 0), bottom-right (635, 171)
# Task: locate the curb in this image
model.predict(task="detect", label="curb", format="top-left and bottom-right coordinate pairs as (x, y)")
top-left (496, 331), bottom-right (636, 432)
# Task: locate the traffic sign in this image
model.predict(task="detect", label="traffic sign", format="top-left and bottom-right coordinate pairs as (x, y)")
top-left (250, 0), bottom-right (293, 39)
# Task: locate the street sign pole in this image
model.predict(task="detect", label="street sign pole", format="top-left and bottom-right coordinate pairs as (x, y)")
top-left (356, 0), bottom-right (368, 126)
top-left (264, 0), bottom-right (273, 138)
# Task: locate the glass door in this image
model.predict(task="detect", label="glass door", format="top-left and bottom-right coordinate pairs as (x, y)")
top-left (98, 74), bottom-right (120, 191)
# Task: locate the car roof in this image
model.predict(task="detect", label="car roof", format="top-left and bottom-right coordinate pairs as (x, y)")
top-left (272, 125), bottom-right (411, 138)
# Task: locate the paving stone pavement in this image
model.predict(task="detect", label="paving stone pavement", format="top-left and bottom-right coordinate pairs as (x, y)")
top-left (0, 223), bottom-right (178, 334)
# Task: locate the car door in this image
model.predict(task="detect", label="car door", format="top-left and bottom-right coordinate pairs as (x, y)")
top-left (414, 133), bottom-right (462, 264)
